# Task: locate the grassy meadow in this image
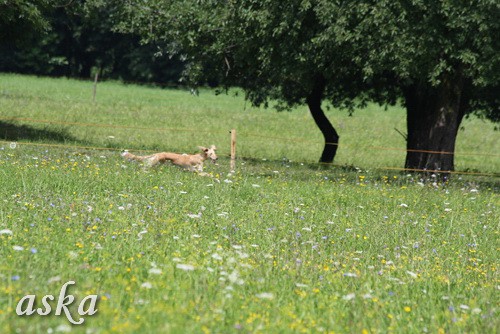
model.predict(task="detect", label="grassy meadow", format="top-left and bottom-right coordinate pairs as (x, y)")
top-left (0, 74), bottom-right (499, 333)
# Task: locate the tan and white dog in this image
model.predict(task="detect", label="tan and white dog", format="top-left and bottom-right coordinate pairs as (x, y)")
top-left (121, 145), bottom-right (217, 172)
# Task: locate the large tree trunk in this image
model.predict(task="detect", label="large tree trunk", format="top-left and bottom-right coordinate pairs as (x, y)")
top-left (403, 75), bottom-right (465, 174)
top-left (306, 75), bottom-right (340, 163)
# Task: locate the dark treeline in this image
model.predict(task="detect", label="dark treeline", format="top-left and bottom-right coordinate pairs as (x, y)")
top-left (0, 3), bottom-right (184, 85)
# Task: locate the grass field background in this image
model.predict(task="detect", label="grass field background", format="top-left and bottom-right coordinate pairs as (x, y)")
top-left (1, 73), bottom-right (498, 174)
top-left (0, 74), bottom-right (498, 333)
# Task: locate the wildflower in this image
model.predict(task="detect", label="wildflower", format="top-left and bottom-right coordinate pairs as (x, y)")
top-left (55, 324), bottom-right (72, 333)
top-left (343, 272), bottom-right (358, 278)
top-left (148, 268), bottom-right (162, 275)
top-left (176, 264), bottom-right (195, 271)
top-left (342, 293), bottom-right (356, 301)
top-left (13, 246), bottom-right (24, 251)
top-left (0, 229), bottom-right (13, 235)
top-left (11, 275), bottom-right (20, 281)
top-left (137, 230), bottom-right (147, 240)
top-left (48, 276), bottom-right (61, 284)
top-left (212, 253), bottom-right (223, 261)
top-left (406, 271), bottom-right (418, 278)
top-left (256, 292), bottom-right (274, 300)
top-left (30, 248), bottom-right (37, 254)
top-left (404, 306), bottom-right (411, 313)
top-left (141, 282), bottom-right (153, 289)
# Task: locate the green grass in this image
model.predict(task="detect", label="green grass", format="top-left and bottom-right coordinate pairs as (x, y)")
top-left (0, 74), bottom-right (499, 333)
top-left (1, 73), bottom-right (498, 173)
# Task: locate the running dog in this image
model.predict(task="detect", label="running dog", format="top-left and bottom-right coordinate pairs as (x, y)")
top-left (121, 145), bottom-right (217, 172)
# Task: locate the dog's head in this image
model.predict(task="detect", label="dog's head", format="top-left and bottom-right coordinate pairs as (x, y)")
top-left (199, 145), bottom-right (218, 163)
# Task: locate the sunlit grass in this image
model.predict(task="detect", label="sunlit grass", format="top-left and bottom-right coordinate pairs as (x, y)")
top-left (1, 73), bottom-right (498, 173)
top-left (0, 74), bottom-right (498, 333)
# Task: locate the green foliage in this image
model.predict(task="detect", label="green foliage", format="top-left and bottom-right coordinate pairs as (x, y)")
top-left (0, 0), bottom-right (184, 82)
top-left (92, 0), bottom-right (499, 120)
top-left (0, 0), bottom-right (51, 45)
top-left (317, 0), bottom-right (500, 119)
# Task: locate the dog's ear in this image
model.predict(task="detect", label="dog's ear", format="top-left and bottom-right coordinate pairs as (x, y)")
top-left (210, 145), bottom-right (217, 150)
top-left (198, 146), bottom-right (208, 152)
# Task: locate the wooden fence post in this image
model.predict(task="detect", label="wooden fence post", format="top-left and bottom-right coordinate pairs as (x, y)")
top-left (92, 72), bottom-right (99, 103)
top-left (230, 129), bottom-right (236, 172)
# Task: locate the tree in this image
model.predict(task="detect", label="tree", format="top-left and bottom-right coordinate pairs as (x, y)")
top-left (89, 0), bottom-right (499, 170)
top-left (317, 0), bottom-right (499, 172)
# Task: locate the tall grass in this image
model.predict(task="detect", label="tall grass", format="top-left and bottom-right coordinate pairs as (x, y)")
top-left (0, 74), bottom-right (498, 333)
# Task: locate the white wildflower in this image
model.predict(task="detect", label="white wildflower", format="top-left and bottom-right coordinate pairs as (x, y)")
top-left (406, 271), bottom-right (418, 278)
top-left (256, 292), bottom-right (274, 300)
top-left (141, 282), bottom-right (152, 289)
top-left (176, 264), bottom-right (195, 271)
top-left (212, 253), bottom-right (223, 261)
top-left (148, 268), bottom-right (162, 275)
top-left (342, 293), bottom-right (356, 301)
top-left (343, 272), bottom-right (358, 278)
top-left (47, 276), bottom-right (61, 284)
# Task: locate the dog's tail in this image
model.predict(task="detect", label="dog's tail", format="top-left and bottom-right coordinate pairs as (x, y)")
top-left (121, 150), bottom-right (149, 162)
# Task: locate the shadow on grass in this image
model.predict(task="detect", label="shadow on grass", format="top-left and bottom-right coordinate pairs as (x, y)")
top-left (0, 121), bottom-right (79, 143)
